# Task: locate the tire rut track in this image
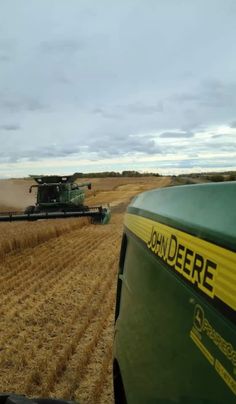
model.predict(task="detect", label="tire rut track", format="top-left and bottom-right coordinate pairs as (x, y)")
top-left (0, 214), bottom-right (122, 399)
top-left (48, 277), bottom-right (116, 400)
top-left (0, 232), bottom-right (118, 381)
top-left (0, 231), bottom-right (112, 317)
top-left (26, 255), bottom-right (117, 396)
top-left (73, 311), bottom-right (114, 404)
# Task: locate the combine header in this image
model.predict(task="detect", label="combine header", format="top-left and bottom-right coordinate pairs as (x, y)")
top-left (0, 173), bottom-right (110, 224)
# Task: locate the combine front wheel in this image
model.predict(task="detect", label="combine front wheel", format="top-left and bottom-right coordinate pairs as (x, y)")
top-left (24, 205), bottom-right (35, 214)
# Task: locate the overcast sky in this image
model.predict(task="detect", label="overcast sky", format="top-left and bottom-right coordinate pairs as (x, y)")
top-left (0, 0), bottom-right (236, 177)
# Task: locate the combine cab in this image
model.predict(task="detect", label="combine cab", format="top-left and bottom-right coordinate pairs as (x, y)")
top-left (0, 173), bottom-right (110, 224)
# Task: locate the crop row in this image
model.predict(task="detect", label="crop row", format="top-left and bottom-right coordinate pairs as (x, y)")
top-left (0, 215), bottom-right (123, 403)
top-left (0, 217), bottom-right (89, 258)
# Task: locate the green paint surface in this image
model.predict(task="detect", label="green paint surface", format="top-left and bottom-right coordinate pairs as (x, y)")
top-left (114, 183), bottom-right (236, 403)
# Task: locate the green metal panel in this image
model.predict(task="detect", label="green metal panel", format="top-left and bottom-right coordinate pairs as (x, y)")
top-left (70, 189), bottom-right (85, 206)
top-left (129, 182), bottom-right (236, 251)
top-left (37, 184), bottom-right (85, 208)
top-left (114, 183), bottom-right (236, 403)
top-left (59, 185), bottom-right (69, 203)
top-left (30, 173), bottom-right (83, 184)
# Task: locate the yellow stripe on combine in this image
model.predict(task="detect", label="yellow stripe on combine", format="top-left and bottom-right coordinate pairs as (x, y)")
top-left (124, 213), bottom-right (236, 311)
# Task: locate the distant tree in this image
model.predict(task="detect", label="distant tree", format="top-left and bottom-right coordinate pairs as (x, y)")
top-left (210, 175), bottom-right (225, 182)
top-left (74, 170), bottom-right (162, 178)
top-left (227, 174), bottom-right (236, 181)
top-left (122, 170), bottom-right (141, 177)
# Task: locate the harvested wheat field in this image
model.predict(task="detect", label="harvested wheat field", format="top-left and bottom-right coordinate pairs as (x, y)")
top-left (0, 176), bottom-right (171, 403)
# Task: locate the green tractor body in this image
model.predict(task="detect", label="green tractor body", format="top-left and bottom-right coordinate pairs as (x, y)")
top-left (113, 182), bottom-right (236, 403)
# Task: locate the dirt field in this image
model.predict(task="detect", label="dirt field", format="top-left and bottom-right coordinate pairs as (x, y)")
top-left (0, 176), bottom-right (171, 403)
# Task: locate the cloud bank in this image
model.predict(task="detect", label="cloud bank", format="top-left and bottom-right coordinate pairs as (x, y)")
top-left (0, 0), bottom-right (236, 176)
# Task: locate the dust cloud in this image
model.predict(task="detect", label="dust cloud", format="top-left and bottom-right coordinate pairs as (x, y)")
top-left (0, 180), bottom-right (35, 211)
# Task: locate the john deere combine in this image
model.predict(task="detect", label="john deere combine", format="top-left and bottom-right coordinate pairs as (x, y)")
top-left (0, 173), bottom-right (110, 224)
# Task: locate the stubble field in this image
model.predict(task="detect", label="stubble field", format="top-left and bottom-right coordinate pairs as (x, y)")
top-left (0, 176), bottom-right (170, 403)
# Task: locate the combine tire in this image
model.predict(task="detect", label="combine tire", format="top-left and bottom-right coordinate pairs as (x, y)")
top-left (24, 205), bottom-right (35, 214)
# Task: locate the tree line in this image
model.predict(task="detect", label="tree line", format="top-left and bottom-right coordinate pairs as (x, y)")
top-left (75, 170), bottom-right (161, 178)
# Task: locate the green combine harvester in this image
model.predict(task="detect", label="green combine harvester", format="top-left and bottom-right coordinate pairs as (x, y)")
top-left (0, 173), bottom-right (110, 224)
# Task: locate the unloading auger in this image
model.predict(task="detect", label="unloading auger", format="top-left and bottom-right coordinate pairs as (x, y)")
top-left (0, 173), bottom-right (110, 224)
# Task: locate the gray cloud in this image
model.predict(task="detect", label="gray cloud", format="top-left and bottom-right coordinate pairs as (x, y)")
top-left (122, 102), bottom-right (164, 115)
top-left (0, 39), bottom-right (14, 62)
top-left (0, 0), bottom-right (236, 175)
top-left (159, 131), bottom-right (194, 138)
top-left (0, 95), bottom-right (46, 113)
top-left (40, 39), bottom-right (83, 54)
top-left (204, 140), bottom-right (236, 151)
top-left (171, 79), bottom-right (236, 110)
top-left (91, 108), bottom-right (124, 120)
top-left (87, 133), bottom-right (162, 157)
top-left (156, 157), bottom-right (236, 170)
top-left (91, 101), bottom-right (164, 120)
top-left (0, 124), bottom-right (20, 131)
top-left (0, 54), bottom-right (11, 62)
top-left (0, 143), bottom-right (82, 163)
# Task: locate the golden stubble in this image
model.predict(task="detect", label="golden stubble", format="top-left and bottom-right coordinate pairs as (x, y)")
top-left (0, 176), bottom-right (170, 403)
